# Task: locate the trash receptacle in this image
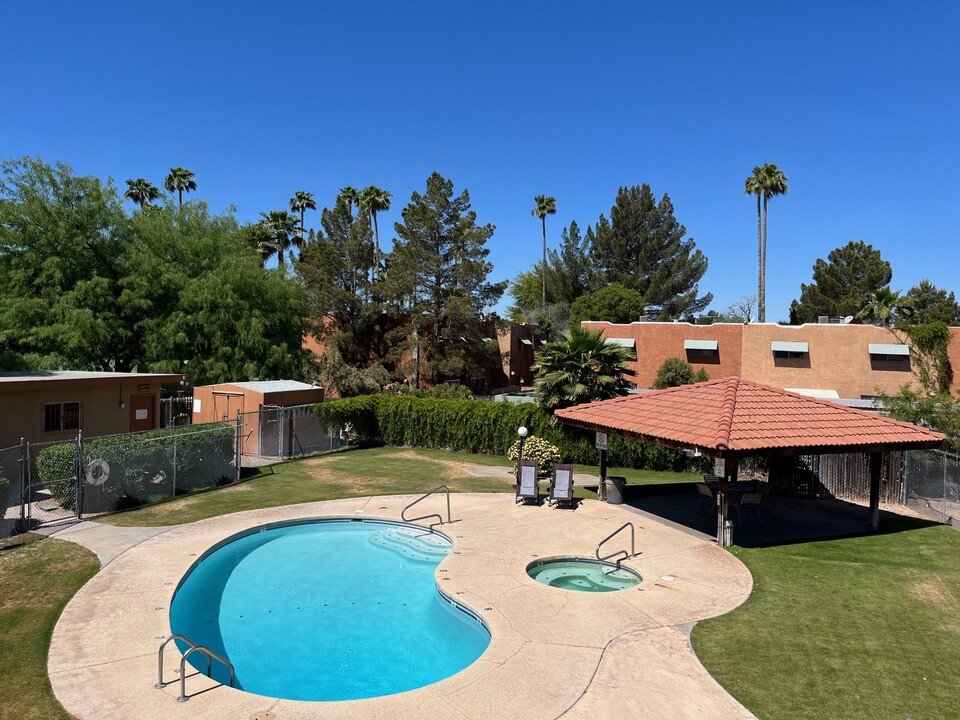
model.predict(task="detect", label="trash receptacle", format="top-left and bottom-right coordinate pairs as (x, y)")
top-left (606, 476), bottom-right (627, 504)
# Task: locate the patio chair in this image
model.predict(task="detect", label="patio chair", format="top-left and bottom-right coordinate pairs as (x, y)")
top-left (516, 459), bottom-right (540, 505)
top-left (695, 482), bottom-right (715, 512)
top-left (548, 464), bottom-right (575, 508)
top-left (732, 491), bottom-right (764, 522)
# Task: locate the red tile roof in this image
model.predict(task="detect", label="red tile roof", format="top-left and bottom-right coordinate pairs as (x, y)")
top-left (554, 377), bottom-right (945, 455)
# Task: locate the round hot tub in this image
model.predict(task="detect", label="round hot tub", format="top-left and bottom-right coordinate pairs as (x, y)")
top-left (526, 558), bottom-right (642, 592)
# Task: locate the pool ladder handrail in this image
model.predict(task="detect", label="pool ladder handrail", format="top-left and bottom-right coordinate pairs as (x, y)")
top-left (402, 484), bottom-right (453, 528)
top-left (156, 633), bottom-right (236, 702)
top-left (595, 522), bottom-right (637, 570)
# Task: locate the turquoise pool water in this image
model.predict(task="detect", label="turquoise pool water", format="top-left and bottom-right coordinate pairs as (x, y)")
top-left (169, 519), bottom-right (490, 701)
top-left (527, 558), bottom-right (642, 592)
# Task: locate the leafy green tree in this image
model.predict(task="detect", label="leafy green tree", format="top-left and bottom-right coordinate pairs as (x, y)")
top-left (359, 185), bottom-right (392, 283)
top-left (569, 283), bottom-right (644, 325)
top-left (857, 286), bottom-right (912, 327)
top-left (652, 357), bottom-right (709, 389)
top-left (876, 385), bottom-right (959, 451)
top-left (257, 210), bottom-right (300, 266)
top-left (289, 190), bottom-right (317, 236)
top-left (313, 346), bottom-right (390, 397)
top-left (123, 178), bottom-right (161, 208)
top-left (905, 280), bottom-right (960, 326)
top-left (532, 326), bottom-right (633, 411)
top-left (126, 202), bottom-right (310, 384)
top-left (531, 194), bottom-right (557, 309)
top-left (0, 157), bottom-right (133, 370)
top-left (163, 166), bottom-right (196, 207)
top-left (589, 184), bottom-right (712, 319)
top-left (744, 163), bottom-right (788, 322)
top-left (789, 241), bottom-right (892, 323)
top-left (386, 172), bottom-right (506, 384)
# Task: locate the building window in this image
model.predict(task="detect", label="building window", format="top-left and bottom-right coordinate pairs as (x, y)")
top-left (43, 402), bottom-right (80, 433)
top-left (686, 348), bottom-right (718, 359)
top-left (773, 350), bottom-right (806, 360)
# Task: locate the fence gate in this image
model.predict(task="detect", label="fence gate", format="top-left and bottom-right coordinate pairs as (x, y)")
top-left (23, 437), bottom-right (83, 529)
top-left (903, 449), bottom-right (960, 526)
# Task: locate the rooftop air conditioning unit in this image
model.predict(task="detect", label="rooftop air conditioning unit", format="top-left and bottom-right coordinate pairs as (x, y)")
top-left (817, 316), bottom-right (830, 324)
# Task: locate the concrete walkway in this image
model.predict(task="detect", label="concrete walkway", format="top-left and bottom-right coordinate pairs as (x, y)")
top-left (48, 494), bottom-right (755, 720)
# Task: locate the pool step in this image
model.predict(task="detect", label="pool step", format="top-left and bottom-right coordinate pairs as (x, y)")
top-left (370, 527), bottom-right (453, 562)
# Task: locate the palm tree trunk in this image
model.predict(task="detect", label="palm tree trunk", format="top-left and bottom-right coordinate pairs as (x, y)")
top-left (756, 194), bottom-right (762, 323)
top-left (760, 194), bottom-right (768, 323)
top-left (178, 189), bottom-right (183, 207)
top-left (541, 217), bottom-right (547, 309)
top-left (373, 211), bottom-right (381, 284)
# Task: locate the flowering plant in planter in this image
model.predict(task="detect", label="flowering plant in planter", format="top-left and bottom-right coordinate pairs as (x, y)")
top-left (507, 436), bottom-right (561, 478)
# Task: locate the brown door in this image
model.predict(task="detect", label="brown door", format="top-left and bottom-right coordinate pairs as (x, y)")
top-left (129, 394), bottom-right (156, 432)
top-left (213, 392), bottom-right (244, 422)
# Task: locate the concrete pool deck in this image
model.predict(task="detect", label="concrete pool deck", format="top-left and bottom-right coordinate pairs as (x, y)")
top-left (48, 494), bottom-right (755, 719)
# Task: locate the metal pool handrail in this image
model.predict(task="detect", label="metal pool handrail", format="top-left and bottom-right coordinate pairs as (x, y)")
top-left (595, 522), bottom-right (636, 570)
top-left (156, 633), bottom-right (236, 702)
top-left (402, 484), bottom-right (453, 528)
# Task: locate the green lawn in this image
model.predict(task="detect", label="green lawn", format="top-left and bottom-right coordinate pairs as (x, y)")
top-left (98, 447), bottom-right (701, 527)
top-left (692, 518), bottom-right (960, 720)
top-left (0, 534), bottom-right (99, 720)
top-left (7, 447), bottom-right (959, 720)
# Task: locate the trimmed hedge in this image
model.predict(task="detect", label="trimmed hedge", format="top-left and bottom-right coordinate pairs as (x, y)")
top-left (36, 423), bottom-right (235, 513)
top-left (315, 395), bottom-right (693, 472)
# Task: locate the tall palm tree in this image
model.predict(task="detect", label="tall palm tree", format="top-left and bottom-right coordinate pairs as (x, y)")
top-left (123, 178), bottom-right (161, 208)
top-left (858, 286), bottom-right (912, 327)
top-left (531, 326), bottom-right (632, 411)
top-left (289, 190), bottom-right (317, 238)
top-left (744, 169), bottom-right (764, 321)
top-left (339, 186), bottom-right (360, 219)
top-left (531, 195), bottom-right (557, 309)
top-left (164, 167), bottom-right (197, 207)
top-left (745, 164), bottom-right (788, 323)
top-left (359, 185), bottom-right (392, 283)
top-left (257, 210), bottom-right (300, 267)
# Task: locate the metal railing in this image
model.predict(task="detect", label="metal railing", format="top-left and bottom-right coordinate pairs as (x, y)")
top-left (596, 522), bottom-right (637, 569)
top-left (402, 485), bottom-right (453, 528)
top-left (156, 634), bottom-right (236, 702)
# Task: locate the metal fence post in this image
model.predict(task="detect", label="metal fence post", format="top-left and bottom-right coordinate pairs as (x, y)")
top-left (235, 410), bottom-right (242, 482)
top-left (76, 431), bottom-right (83, 519)
top-left (17, 437), bottom-right (26, 534)
top-left (172, 434), bottom-right (178, 497)
top-left (943, 448), bottom-right (949, 524)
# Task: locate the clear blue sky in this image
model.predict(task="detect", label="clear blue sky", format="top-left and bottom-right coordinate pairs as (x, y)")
top-left (3, 1), bottom-right (957, 321)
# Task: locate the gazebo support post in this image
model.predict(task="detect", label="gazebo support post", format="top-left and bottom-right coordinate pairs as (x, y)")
top-left (869, 452), bottom-right (883, 530)
top-left (598, 447), bottom-right (608, 501)
top-left (716, 458), bottom-right (738, 547)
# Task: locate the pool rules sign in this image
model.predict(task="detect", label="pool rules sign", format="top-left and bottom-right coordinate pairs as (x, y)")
top-left (595, 432), bottom-right (608, 450)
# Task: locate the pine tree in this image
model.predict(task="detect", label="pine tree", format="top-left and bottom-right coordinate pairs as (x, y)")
top-left (386, 172), bottom-right (507, 384)
top-left (789, 241), bottom-right (892, 323)
top-left (589, 184), bottom-right (711, 319)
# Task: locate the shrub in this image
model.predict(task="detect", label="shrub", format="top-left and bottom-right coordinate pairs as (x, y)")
top-left (315, 394), bottom-right (691, 472)
top-left (507, 436), bottom-right (560, 478)
top-left (35, 423), bottom-right (234, 513)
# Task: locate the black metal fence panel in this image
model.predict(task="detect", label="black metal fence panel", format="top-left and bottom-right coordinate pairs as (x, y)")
top-left (903, 449), bottom-right (960, 526)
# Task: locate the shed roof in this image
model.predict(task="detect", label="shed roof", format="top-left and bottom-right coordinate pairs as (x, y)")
top-left (228, 380), bottom-right (322, 393)
top-left (0, 371), bottom-right (183, 390)
top-left (554, 377), bottom-right (944, 457)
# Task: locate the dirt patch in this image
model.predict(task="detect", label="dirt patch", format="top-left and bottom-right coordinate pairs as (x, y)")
top-left (908, 578), bottom-right (960, 611)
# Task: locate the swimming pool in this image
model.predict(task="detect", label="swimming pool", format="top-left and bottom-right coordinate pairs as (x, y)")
top-left (169, 519), bottom-right (490, 701)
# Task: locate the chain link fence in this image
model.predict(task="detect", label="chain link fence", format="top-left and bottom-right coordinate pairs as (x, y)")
top-left (14, 422), bottom-right (238, 532)
top-left (241, 404), bottom-right (346, 461)
top-left (160, 395), bottom-right (194, 427)
top-left (903, 449), bottom-right (960, 527)
top-left (1, 444), bottom-right (23, 537)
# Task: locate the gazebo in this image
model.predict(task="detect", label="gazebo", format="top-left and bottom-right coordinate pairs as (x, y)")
top-left (554, 377), bottom-right (944, 545)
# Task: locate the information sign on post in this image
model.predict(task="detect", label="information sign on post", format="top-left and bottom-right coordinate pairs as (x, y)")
top-left (714, 458), bottom-right (726, 478)
top-left (595, 432), bottom-right (608, 451)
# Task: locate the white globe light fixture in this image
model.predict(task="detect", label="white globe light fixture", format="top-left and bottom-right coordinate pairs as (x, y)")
top-left (517, 426), bottom-right (529, 463)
